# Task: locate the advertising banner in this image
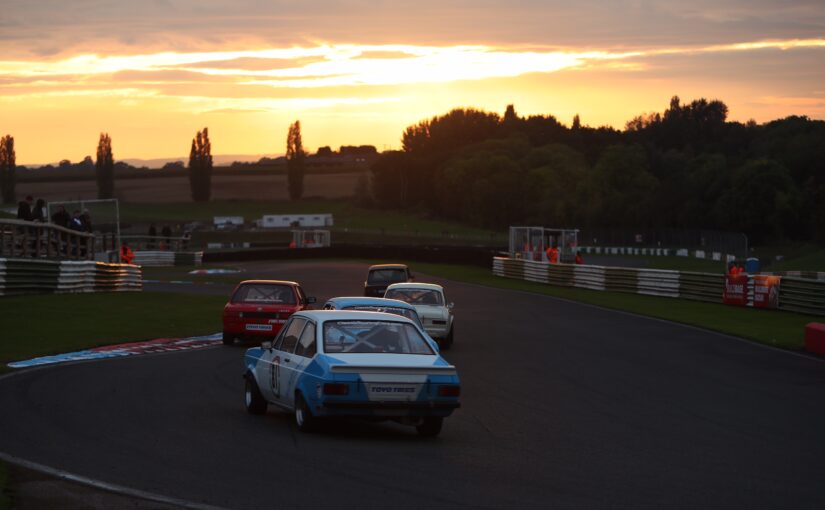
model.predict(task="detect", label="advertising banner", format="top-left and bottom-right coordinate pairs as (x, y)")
top-left (752, 275), bottom-right (781, 309)
top-left (723, 274), bottom-right (749, 306)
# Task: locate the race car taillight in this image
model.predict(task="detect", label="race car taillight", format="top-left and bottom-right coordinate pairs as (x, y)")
top-left (323, 383), bottom-right (349, 395)
top-left (438, 385), bottom-right (460, 397)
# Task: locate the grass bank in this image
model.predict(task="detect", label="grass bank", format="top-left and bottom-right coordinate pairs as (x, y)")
top-left (0, 292), bottom-right (226, 371)
top-left (406, 262), bottom-right (814, 351)
top-left (120, 199), bottom-right (504, 241)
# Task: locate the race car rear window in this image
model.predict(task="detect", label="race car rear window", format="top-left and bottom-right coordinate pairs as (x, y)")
top-left (343, 305), bottom-right (422, 327)
top-left (323, 320), bottom-right (434, 355)
top-left (384, 288), bottom-right (443, 306)
top-left (231, 284), bottom-right (296, 305)
top-left (367, 269), bottom-right (407, 284)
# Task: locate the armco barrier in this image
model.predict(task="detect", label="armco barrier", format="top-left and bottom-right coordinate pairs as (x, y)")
top-left (0, 258), bottom-right (142, 296)
top-left (133, 251), bottom-right (203, 267)
top-left (493, 257), bottom-right (726, 306)
top-left (493, 256), bottom-right (825, 315)
top-left (779, 278), bottom-right (825, 315)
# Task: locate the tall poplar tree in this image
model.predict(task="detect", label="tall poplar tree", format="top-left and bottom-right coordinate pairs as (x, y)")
top-left (0, 135), bottom-right (16, 204)
top-left (188, 128), bottom-right (213, 202)
top-left (95, 133), bottom-right (115, 199)
top-left (286, 121), bottom-right (305, 200)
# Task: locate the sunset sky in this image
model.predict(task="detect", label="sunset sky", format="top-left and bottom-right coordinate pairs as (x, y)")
top-left (2, 0), bottom-right (824, 165)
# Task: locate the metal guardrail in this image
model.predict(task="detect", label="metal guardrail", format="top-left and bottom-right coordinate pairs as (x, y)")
top-left (0, 257), bottom-right (142, 296)
top-left (496, 257), bottom-right (723, 301)
top-left (0, 219), bottom-right (94, 260)
top-left (493, 256), bottom-right (825, 316)
top-left (132, 250), bottom-right (203, 267)
top-left (779, 278), bottom-right (825, 315)
top-left (119, 235), bottom-right (191, 252)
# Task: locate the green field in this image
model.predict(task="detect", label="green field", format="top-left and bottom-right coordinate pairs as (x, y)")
top-left (753, 244), bottom-right (825, 272)
top-left (121, 198), bottom-right (504, 243)
top-left (585, 254), bottom-right (724, 273)
top-left (0, 292), bottom-right (226, 371)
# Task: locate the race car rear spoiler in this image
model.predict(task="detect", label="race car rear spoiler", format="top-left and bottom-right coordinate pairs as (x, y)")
top-left (330, 365), bottom-right (457, 376)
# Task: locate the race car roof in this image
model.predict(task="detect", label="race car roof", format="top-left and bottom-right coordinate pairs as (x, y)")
top-left (385, 282), bottom-right (444, 292)
top-left (236, 279), bottom-right (300, 286)
top-left (294, 309), bottom-right (415, 324)
top-left (324, 297), bottom-right (416, 310)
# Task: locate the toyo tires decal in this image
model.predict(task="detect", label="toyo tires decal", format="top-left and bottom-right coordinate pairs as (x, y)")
top-left (7, 333), bottom-right (222, 369)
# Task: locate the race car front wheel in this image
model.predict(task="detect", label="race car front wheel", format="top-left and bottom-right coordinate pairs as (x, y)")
top-left (222, 331), bottom-right (234, 346)
top-left (416, 416), bottom-right (443, 437)
top-left (245, 377), bottom-right (267, 415)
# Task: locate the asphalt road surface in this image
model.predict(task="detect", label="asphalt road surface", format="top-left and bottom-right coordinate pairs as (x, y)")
top-left (1, 261), bottom-right (824, 509)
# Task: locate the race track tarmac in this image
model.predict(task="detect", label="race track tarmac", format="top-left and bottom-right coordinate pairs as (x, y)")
top-left (1, 261), bottom-right (824, 509)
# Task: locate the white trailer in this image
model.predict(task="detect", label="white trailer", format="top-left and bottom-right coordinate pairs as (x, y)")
top-left (258, 214), bottom-right (333, 228)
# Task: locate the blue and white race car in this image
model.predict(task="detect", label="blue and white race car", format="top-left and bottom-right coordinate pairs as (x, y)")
top-left (243, 310), bottom-right (461, 436)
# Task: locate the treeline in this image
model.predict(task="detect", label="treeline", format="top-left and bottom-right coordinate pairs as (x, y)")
top-left (368, 98), bottom-right (825, 243)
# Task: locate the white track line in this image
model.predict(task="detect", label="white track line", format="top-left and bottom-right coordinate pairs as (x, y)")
top-left (0, 451), bottom-right (226, 510)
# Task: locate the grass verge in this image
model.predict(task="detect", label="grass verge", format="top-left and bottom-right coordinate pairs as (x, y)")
top-left (405, 261), bottom-right (814, 351)
top-left (0, 292), bottom-right (226, 371)
top-left (0, 460), bottom-right (10, 510)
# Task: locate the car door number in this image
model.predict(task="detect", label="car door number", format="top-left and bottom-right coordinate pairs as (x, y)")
top-left (271, 355), bottom-right (281, 398)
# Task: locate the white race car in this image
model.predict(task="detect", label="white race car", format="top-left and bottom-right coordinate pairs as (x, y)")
top-left (384, 283), bottom-right (454, 349)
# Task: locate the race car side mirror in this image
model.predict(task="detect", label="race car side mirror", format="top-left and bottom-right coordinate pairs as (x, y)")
top-left (261, 340), bottom-right (272, 350)
top-left (447, 302), bottom-right (454, 309)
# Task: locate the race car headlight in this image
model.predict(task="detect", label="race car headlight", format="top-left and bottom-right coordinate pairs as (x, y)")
top-left (438, 385), bottom-right (460, 397)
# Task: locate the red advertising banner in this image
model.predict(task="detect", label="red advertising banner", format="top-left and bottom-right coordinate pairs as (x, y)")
top-left (752, 275), bottom-right (781, 309)
top-left (723, 274), bottom-right (749, 306)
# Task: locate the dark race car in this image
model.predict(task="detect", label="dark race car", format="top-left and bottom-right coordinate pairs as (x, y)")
top-left (222, 280), bottom-right (315, 345)
top-left (363, 264), bottom-right (414, 297)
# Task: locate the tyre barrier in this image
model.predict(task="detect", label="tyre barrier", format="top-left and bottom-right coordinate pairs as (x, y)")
top-left (132, 251), bottom-right (203, 267)
top-left (492, 257), bottom-right (825, 315)
top-left (0, 258), bottom-right (142, 296)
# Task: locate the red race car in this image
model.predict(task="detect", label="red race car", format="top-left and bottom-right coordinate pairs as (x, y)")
top-left (222, 280), bottom-right (315, 345)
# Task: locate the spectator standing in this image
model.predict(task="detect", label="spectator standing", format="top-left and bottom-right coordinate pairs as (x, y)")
top-left (69, 210), bottom-right (84, 231)
top-left (120, 242), bottom-right (135, 264)
top-left (31, 199), bottom-right (46, 222)
top-left (80, 209), bottom-right (93, 232)
top-left (51, 205), bottom-right (70, 227)
top-left (545, 245), bottom-right (559, 264)
top-left (17, 195), bottom-right (33, 221)
top-left (575, 251), bottom-right (584, 265)
top-left (161, 225), bottom-right (172, 250)
top-left (147, 223), bottom-right (157, 249)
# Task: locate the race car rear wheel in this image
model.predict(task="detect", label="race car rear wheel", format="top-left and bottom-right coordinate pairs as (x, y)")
top-left (222, 331), bottom-right (234, 346)
top-left (294, 392), bottom-right (318, 432)
top-left (443, 326), bottom-right (454, 350)
top-left (416, 416), bottom-right (443, 437)
top-left (245, 376), bottom-right (267, 415)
